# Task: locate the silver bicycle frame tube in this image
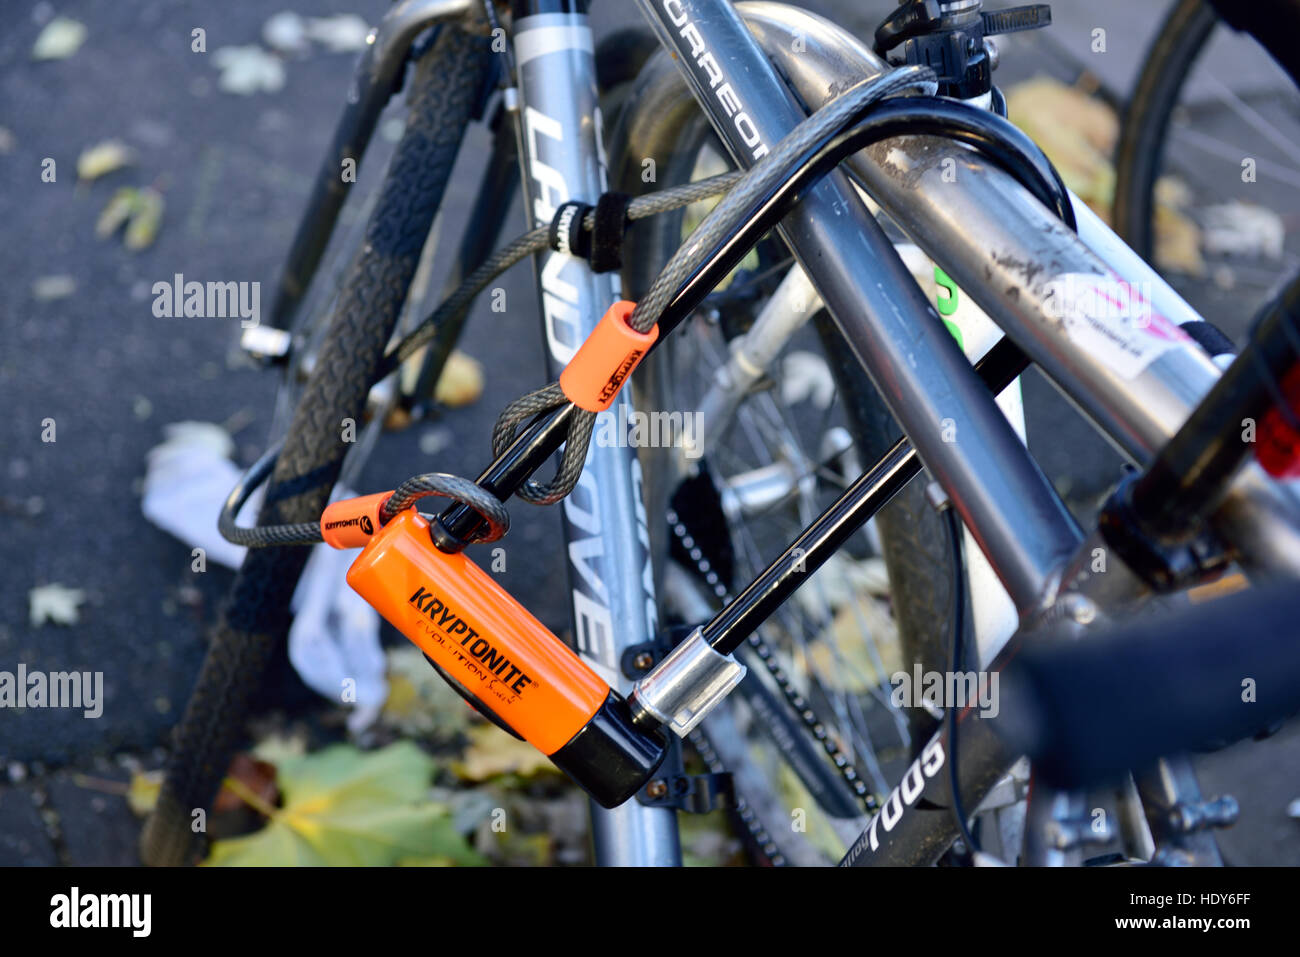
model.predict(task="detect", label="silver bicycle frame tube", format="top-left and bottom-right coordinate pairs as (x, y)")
top-left (511, 10), bottom-right (681, 867)
top-left (735, 2), bottom-right (1300, 580)
top-left (635, 0), bottom-right (1084, 616)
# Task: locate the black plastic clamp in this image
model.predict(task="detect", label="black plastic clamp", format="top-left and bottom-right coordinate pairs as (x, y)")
top-left (874, 2), bottom-right (1051, 99)
top-left (1097, 473), bottom-right (1232, 592)
top-left (638, 771), bottom-right (736, 814)
top-left (546, 192), bottom-right (632, 273)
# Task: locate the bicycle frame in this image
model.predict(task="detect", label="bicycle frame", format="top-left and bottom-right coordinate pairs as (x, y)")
top-left (267, 0), bottom-right (1300, 866)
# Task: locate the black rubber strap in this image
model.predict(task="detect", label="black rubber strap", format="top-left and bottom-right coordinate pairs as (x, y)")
top-left (549, 200), bottom-right (592, 259)
top-left (1178, 320), bottom-right (1300, 430)
top-left (589, 191), bottom-right (632, 273)
top-left (546, 193), bottom-right (631, 273)
top-left (1179, 319), bottom-right (1300, 433)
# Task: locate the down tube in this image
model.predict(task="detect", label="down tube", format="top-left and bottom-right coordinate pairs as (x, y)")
top-left (511, 5), bottom-right (682, 866)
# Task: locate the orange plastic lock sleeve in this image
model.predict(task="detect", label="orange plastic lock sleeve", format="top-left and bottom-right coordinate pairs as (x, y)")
top-left (346, 509), bottom-right (610, 755)
top-left (319, 490), bottom-right (394, 549)
top-left (558, 300), bottom-right (659, 412)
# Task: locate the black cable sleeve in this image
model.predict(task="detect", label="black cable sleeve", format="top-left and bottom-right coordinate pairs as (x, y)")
top-left (998, 581), bottom-right (1300, 789)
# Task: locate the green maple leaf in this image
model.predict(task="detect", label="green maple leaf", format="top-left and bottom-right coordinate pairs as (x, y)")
top-left (205, 742), bottom-right (485, 867)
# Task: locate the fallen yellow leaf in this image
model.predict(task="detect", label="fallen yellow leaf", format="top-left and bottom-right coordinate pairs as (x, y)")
top-left (77, 140), bottom-right (134, 181)
top-left (127, 770), bottom-right (162, 816)
top-left (435, 350), bottom-right (485, 408)
top-left (124, 187), bottom-right (164, 251)
top-left (205, 742), bottom-right (484, 866)
top-left (95, 188), bottom-right (138, 239)
top-left (451, 724), bottom-right (557, 782)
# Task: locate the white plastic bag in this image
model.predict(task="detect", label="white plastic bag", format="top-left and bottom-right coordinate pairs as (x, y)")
top-left (142, 422), bottom-right (387, 731)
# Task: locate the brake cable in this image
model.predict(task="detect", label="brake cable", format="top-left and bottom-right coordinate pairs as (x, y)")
top-left (941, 504), bottom-right (981, 858)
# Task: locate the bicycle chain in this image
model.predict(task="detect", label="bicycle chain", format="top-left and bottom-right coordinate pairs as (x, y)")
top-left (685, 724), bottom-right (788, 867)
top-left (667, 508), bottom-right (880, 816)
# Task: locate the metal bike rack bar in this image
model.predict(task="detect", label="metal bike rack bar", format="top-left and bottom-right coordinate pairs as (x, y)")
top-left (734, 2), bottom-right (1300, 580)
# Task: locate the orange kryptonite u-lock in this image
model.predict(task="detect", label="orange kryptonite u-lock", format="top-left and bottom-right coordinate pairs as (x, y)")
top-left (342, 508), bottom-right (666, 807)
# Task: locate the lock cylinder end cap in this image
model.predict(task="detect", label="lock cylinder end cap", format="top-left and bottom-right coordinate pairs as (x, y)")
top-left (550, 691), bottom-right (667, 808)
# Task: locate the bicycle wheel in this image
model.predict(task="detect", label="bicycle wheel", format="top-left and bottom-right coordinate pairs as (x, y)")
top-left (609, 53), bottom-right (961, 865)
top-left (1114, 0), bottom-right (1300, 330)
top-left (140, 24), bottom-right (493, 866)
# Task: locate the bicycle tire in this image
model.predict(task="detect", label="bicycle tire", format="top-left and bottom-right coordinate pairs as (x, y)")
top-left (1112, 0), bottom-right (1220, 263)
top-left (140, 24), bottom-right (492, 866)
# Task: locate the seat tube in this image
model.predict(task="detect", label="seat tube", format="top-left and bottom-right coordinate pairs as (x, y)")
top-left (511, 0), bottom-right (682, 866)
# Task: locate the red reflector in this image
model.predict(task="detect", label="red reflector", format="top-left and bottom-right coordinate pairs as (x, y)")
top-left (1255, 364), bottom-right (1300, 479)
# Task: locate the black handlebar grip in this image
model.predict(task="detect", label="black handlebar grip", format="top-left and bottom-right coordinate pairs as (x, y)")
top-left (998, 582), bottom-right (1300, 789)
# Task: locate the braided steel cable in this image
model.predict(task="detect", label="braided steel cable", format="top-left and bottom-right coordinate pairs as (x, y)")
top-left (217, 443), bottom-right (325, 547)
top-left (481, 67), bottom-right (936, 507)
top-left (377, 170), bottom-right (745, 377)
top-left (626, 65), bottom-right (936, 335)
top-left (219, 172), bottom-right (749, 547)
top-left (382, 472), bottom-right (511, 541)
top-left (490, 383), bottom-right (596, 505)
top-left (218, 446), bottom-right (511, 548)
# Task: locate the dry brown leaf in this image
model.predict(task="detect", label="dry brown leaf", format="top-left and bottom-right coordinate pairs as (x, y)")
top-left (95, 188), bottom-right (138, 239)
top-left (434, 350), bottom-right (485, 408)
top-left (1153, 204), bottom-right (1206, 276)
top-left (214, 753), bottom-right (279, 814)
top-left (32, 17), bottom-right (86, 61)
top-left (1006, 76), bottom-right (1118, 217)
top-left (806, 595), bottom-right (900, 692)
top-left (380, 646), bottom-right (472, 739)
top-left (251, 731), bottom-right (309, 766)
top-left (32, 275), bottom-right (76, 302)
top-left (124, 187), bottom-right (164, 250)
top-left (28, 583), bottom-right (86, 627)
